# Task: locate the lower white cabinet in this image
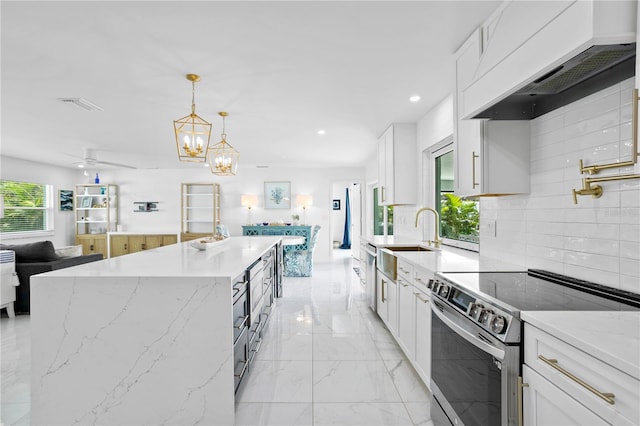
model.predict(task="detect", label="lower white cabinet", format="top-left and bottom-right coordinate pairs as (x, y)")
top-left (376, 272), bottom-right (398, 335)
top-left (413, 285), bottom-right (431, 384)
top-left (376, 258), bottom-right (432, 390)
top-left (397, 276), bottom-right (415, 356)
top-left (523, 364), bottom-right (608, 426)
top-left (523, 323), bottom-right (639, 425)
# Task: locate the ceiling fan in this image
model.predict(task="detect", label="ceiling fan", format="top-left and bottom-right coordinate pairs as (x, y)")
top-left (70, 148), bottom-right (136, 169)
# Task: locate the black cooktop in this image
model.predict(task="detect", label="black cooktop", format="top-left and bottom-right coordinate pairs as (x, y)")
top-left (436, 269), bottom-right (640, 313)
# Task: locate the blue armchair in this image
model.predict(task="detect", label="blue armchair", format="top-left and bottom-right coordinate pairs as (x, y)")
top-left (284, 225), bottom-right (320, 277)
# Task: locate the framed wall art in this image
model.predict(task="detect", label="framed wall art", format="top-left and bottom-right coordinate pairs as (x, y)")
top-left (332, 199), bottom-right (341, 210)
top-left (59, 190), bottom-right (73, 211)
top-left (264, 181), bottom-right (291, 209)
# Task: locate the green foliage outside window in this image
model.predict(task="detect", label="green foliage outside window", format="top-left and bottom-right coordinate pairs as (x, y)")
top-left (440, 193), bottom-right (479, 243)
top-left (0, 180), bottom-right (48, 233)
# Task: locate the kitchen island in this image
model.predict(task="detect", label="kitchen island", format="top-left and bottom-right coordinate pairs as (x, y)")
top-left (30, 236), bottom-right (281, 426)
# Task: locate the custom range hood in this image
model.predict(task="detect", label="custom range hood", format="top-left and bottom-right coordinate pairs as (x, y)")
top-left (474, 43), bottom-right (636, 120)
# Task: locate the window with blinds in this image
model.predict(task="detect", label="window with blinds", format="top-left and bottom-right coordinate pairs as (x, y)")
top-left (0, 180), bottom-right (54, 234)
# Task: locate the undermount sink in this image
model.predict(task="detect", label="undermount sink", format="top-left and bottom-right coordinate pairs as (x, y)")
top-left (386, 246), bottom-right (432, 252)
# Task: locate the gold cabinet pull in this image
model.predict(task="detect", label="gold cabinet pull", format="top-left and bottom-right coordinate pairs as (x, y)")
top-left (381, 186), bottom-right (386, 202)
top-left (538, 355), bottom-right (615, 405)
top-left (414, 292), bottom-right (429, 303)
top-left (517, 376), bottom-right (529, 426)
top-left (472, 151), bottom-right (480, 189)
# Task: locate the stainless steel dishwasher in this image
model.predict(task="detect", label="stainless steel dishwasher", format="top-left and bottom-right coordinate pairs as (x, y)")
top-left (363, 243), bottom-right (377, 310)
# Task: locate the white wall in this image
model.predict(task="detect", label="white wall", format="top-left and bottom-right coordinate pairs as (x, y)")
top-left (0, 156), bottom-right (79, 247)
top-left (480, 78), bottom-right (640, 292)
top-left (394, 94), bottom-right (454, 239)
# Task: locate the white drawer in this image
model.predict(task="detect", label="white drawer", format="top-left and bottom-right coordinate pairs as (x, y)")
top-left (413, 266), bottom-right (433, 293)
top-left (396, 259), bottom-right (414, 282)
top-left (525, 324), bottom-right (639, 425)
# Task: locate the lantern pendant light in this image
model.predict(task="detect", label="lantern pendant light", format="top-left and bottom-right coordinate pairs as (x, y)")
top-left (208, 112), bottom-right (240, 176)
top-left (174, 74), bottom-right (212, 163)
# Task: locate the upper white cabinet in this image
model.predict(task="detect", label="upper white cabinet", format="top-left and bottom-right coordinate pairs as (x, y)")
top-left (377, 123), bottom-right (416, 205)
top-left (461, 0), bottom-right (637, 119)
top-left (454, 29), bottom-right (530, 197)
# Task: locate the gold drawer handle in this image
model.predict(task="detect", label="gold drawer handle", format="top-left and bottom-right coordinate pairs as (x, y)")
top-left (538, 355), bottom-right (615, 405)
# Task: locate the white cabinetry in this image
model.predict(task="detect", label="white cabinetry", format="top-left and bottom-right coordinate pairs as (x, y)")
top-left (523, 323), bottom-right (639, 425)
top-left (396, 259), bottom-right (415, 356)
top-left (412, 267), bottom-right (432, 385)
top-left (523, 365), bottom-right (608, 426)
top-left (378, 256), bottom-right (432, 389)
top-left (454, 28), bottom-right (530, 197)
top-left (376, 271), bottom-right (398, 335)
top-left (377, 124), bottom-right (416, 205)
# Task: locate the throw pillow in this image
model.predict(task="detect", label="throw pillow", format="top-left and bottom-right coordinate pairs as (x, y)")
top-left (55, 245), bottom-right (83, 258)
top-left (0, 240), bottom-right (59, 263)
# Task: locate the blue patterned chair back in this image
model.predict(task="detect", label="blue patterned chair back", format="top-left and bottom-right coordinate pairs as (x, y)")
top-left (308, 225), bottom-right (321, 250)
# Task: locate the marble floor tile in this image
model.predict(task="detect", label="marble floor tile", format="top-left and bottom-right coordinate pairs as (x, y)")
top-left (256, 331), bottom-right (313, 361)
top-left (404, 402), bottom-right (433, 426)
top-left (312, 312), bottom-right (371, 334)
top-left (313, 402), bottom-right (414, 426)
top-left (236, 360), bottom-right (313, 403)
top-left (235, 402), bottom-right (313, 426)
top-left (313, 333), bottom-right (380, 361)
top-left (383, 358), bottom-right (431, 402)
top-left (313, 360), bottom-right (402, 403)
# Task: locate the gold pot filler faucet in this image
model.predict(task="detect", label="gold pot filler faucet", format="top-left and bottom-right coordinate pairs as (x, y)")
top-left (415, 207), bottom-right (442, 248)
top-left (572, 89), bottom-right (640, 204)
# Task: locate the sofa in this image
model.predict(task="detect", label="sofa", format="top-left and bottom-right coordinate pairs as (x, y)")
top-left (0, 241), bottom-right (103, 314)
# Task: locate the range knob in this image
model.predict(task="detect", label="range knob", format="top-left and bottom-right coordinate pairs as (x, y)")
top-left (427, 279), bottom-right (435, 290)
top-left (469, 303), bottom-right (483, 319)
top-left (438, 284), bottom-right (450, 298)
top-left (490, 315), bottom-right (508, 334)
top-left (478, 309), bottom-right (493, 326)
top-left (431, 280), bottom-right (440, 293)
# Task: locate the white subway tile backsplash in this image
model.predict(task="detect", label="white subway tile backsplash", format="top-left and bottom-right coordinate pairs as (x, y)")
top-left (481, 78), bottom-right (639, 294)
top-left (563, 251), bottom-right (619, 273)
top-left (563, 236), bottom-right (619, 257)
top-left (620, 224), bottom-right (640, 242)
top-left (564, 91), bottom-right (619, 126)
top-left (620, 241), bottom-right (640, 260)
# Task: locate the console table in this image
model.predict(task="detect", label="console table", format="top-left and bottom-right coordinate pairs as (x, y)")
top-left (242, 225), bottom-right (311, 252)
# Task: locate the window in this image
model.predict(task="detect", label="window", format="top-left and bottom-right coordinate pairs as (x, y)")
top-left (373, 187), bottom-right (393, 236)
top-left (434, 146), bottom-right (479, 250)
top-left (0, 180), bottom-right (54, 235)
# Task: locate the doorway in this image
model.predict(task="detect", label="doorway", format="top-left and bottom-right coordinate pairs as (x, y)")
top-left (330, 182), bottom-right (362, 259)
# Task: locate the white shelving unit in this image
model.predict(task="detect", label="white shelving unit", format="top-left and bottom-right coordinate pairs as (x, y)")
top-left (180, 183), bottom-right (221, 242)
top-left (75, 183), bottom-right (118, 257)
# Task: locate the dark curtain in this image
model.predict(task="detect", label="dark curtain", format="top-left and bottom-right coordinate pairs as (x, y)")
top-left (339, 187), bottom-right (351, 249)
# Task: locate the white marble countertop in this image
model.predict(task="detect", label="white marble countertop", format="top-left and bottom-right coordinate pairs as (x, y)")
top-left (41, 236), bottom-right (281, 280)
top-left (107, 231), bottom-right (178, 235)
top-left (363, 235), bottom-right (521, 273)
top-left (522, 311), bottom-right (640, 380)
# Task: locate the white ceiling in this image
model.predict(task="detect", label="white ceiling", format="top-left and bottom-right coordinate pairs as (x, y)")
top-left (1, 1), bottom-right (500, 171)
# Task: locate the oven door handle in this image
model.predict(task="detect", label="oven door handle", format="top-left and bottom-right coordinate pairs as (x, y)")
top-left (432, 301), bottom-right (505, 360)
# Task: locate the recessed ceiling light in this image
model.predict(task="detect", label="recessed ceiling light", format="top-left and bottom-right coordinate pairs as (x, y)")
top-left (409, 95), bottom-right (421, 103)
top-left (317, 129), bottom-right (326, 135)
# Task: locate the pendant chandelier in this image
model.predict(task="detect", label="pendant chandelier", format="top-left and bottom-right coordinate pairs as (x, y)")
top-left (208, 112), bottom-right (240, 176)
top-left (174, 74), bottom-right (212, 163)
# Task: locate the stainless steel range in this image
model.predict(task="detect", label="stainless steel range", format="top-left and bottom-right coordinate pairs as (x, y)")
top-left (429, 269), bottom-right (640, 426)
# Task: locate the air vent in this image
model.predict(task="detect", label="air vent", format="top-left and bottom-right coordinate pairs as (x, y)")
top-left (57, 98), bottom-right (104, 111)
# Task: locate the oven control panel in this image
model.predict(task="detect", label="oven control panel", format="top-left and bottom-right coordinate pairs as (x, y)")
top-left (428, 278), bottom-right (517, 341)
